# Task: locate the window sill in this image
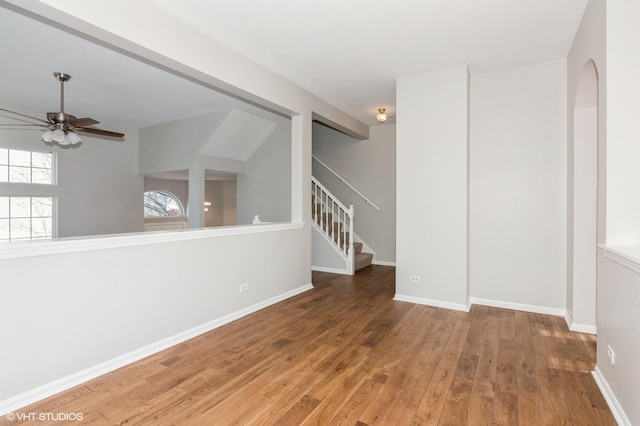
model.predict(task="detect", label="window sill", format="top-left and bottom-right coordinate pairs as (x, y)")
top-left (0, 222), bottom-right (304, 260)
top-left (599, 244), bottom-right (640, 275)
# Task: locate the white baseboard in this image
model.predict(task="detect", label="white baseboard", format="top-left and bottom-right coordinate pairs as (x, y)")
top-left (311, 265), bottom-right (349, 274)
top-left (372, 260), bottom-right (396, 267)
top-left (0, 283), bottom-right (314, 416)
top-left (394, 294), bottom-right (470, 312)
top-left (564, 312), bottom-right (597, 334)
top-left (469, 297), bottom-right (565, 317)
top-left (592, 366), bottom-right (631, 426)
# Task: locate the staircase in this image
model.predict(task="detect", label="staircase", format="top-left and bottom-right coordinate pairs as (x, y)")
top-left (312, 177), bottom-right (374, 274)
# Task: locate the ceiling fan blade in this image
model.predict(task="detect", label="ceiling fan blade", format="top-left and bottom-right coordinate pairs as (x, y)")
top-left (0, 123), bottom-right (47, 127)
top-left (76, 127), bottom-right (125, 138)
top-left (0, 108), bottom-right (50, 124)
top-left (69, 117), bottom-right (99, 127)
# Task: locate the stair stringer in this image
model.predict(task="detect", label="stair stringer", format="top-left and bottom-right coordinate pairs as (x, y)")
top-left (353, 232), bottom-right (375, 260)
top-left (311, 224), bottom-right (376, 275)
top-left (311, 222), bottom-right (350, 274)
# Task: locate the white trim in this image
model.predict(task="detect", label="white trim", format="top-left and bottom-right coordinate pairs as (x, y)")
top-left (0, 221), bottom-right (304, 260)
top-left (600, 245), bottom-right (640, 275)
top-left (564, 312), bottom-right (597, 334)
top-left (469, 297), bottom-right (565, 317)
top-left (373, 260), bottom-right (396, 267)
top-left (311, 265), bottom-right (349, 274)
top-left (394, 294), bottom-right (470, 312)
top-left (143, 221), bottom-right (187, 232)
top-left (0, 283), bottom-right (314, 416)
top-left (592, 367), bottom-right (631, 426)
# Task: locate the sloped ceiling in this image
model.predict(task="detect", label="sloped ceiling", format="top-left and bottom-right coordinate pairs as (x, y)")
top-left (0, 4), bottom-right (284, 133)
top-left (199, 109), bottom-right (277, 161)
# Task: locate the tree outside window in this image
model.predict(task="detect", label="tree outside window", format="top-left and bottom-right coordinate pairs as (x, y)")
top-left (144, 190), bottom-right (184, 218)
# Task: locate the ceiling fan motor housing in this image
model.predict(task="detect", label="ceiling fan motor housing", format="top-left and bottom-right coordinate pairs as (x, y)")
top-left (47, 112), bottom-right (77, 132)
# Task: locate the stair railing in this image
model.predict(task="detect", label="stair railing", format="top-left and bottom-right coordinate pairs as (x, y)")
top-left (312, 155), bottom-right (382, 212)
top-left (312, 177), bottom-right (355, 274)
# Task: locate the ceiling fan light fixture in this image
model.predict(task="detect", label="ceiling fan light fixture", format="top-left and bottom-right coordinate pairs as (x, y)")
top-left (41, 130), bottom-right (53, 143)
top-left (376, 108), bottom-right (387, 123)
top-left (52, 129), bottom-right (66, 144)
top-left (67, 131), bottom-right (81, 144)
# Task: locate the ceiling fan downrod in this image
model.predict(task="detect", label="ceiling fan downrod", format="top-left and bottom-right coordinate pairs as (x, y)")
top-left (48, 72), bottom-right (73, 125)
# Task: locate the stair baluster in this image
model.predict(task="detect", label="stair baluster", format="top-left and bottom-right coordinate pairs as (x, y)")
top-left (311, 177), bottom-right (356, 273)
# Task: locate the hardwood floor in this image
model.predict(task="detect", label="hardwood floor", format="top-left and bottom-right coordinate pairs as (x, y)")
top-left (6, 266), bottom-right (615, 425)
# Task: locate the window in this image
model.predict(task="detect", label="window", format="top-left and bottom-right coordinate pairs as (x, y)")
top-left (0, 148), bottom-right (54, 184)
top-left (0, 196), bottom-right (54, 241)
top-left (144, 190), bottom-right (184, 218)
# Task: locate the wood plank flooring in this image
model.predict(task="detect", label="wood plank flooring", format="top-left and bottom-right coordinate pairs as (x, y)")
top-left (5, 266), bottom-right (615, 425)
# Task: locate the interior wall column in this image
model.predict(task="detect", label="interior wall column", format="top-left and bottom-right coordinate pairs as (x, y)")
top-left (395, 65), bottom-right (470, 310)
top-left (187, 162), bottom-right (205, 228)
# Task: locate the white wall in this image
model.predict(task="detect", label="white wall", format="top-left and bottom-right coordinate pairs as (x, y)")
top-left (236, 120), bottom-right (292, 224)
top-left (605, 0), bottom-right (640, 246)
top-left (312, 123), bottom-right (396, 263)
top-left (0, 225), bottom-right (309, 407)
top-left (596, 249), bottom-right (640, 425)
top-left (589, 0), bottom-right (640, 423)
top-left (566, 0), bottom-right (607, 336)
top-left (0, 0), bottom-right (366, 413)
top-left (396, 66), bottom-right (469, 310)
top-left (469, 59), bottom-right (567, 313)
top-left (139, 111), bottom-right (230, 175)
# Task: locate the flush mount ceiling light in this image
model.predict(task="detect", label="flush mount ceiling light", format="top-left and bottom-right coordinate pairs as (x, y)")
top-left (376, 108), bottom-right (388, 123)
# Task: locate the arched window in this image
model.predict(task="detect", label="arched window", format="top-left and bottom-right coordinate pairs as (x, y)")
top-left (143, 190), bottom-right (184, 218)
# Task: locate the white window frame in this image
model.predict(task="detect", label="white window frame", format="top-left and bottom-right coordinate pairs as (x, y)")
top-left (0, 147), bottom-right (58, 241)
top-left (143, 189), bottom-right (185, 218)
top-left (0, 147), bottom-right (57, 185)
top-left (0, 196), bottom-right (56, 242)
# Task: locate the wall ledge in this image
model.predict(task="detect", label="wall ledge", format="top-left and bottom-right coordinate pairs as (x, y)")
top-left (0, 222), bottom-right (304, 260)
top-left (600, 245), bottom-right (640, 275)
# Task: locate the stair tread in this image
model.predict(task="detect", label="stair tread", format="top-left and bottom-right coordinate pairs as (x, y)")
top-left (355, 252), bottom-right (374, 272)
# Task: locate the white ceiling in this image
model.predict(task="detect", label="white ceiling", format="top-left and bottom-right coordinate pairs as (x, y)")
top-left (0, 1), bottom-right (588, 130)
top-left (146, 0), bottom-right (589, 125)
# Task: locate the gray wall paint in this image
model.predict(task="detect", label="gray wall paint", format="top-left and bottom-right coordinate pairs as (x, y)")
top-left (312, 227), bottom-right (348, 271)
top-left (138, 111), bottom-right (230, 175)
top-left (312, 122), bottom-right (396, 263)
top-left (204, 179), bottom-right (237, 227)
top-left (222, 180), bottom-right (237, 226)
top-left (236, 120), bottom-right (292, 224)
top-left (144, 177), bottom-right (189, 218)
top-left (469, 59), bottom-right (567, 310)
top-left (0, 121), bottom-right (143, 238)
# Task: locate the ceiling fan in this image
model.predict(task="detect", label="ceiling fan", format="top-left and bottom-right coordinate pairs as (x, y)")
top-left (0, 72), bottom-right (125, 146)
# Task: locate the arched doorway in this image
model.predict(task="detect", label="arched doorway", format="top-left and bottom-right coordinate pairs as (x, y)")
top-left (568, 60), bottom-right (599, 332)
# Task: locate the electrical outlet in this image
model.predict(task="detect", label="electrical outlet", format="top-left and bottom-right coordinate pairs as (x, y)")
top-left (607, 345), bottom-right (616, 364)
top-left (410, 275), bottom-right (421, 283)
top-left (239, 283), bottom-right (249, 292)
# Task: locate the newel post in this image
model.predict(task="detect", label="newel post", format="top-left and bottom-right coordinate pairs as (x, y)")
top-left (347, 205), bottom-right (355, 275)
